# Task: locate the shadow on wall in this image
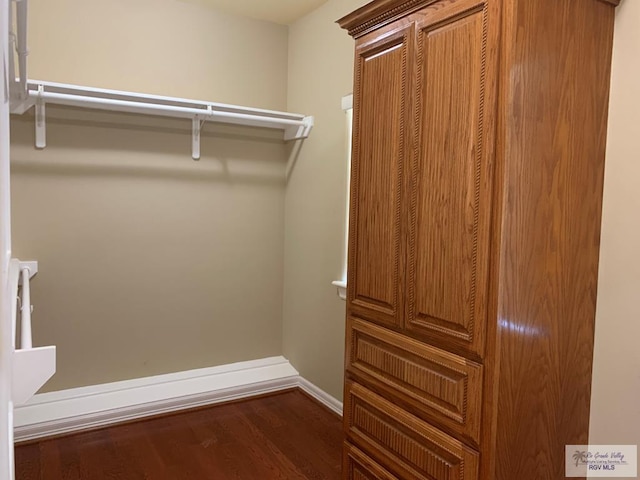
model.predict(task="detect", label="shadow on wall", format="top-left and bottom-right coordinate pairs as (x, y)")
top-left (9, 104), bottom-right (290, 392)
top-left (10, 105), bottom-right (290, 186)
top-left (285, 137), bottom-right (305, 181)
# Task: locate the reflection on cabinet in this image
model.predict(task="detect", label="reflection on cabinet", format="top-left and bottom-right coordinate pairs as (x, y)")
top-left (338, 0), bottom-right (619, 479)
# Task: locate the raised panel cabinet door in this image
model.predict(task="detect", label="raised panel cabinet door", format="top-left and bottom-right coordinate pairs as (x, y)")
top-left (347, 22), bottom-right (415, 329)
top-left (406, 0), bottom-right (499, 358)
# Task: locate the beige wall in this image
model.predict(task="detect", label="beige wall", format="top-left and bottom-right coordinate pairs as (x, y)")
top-left (283, 0), bottom-right (367, 401)
top-left (27, 0), bottom-right (288, 110)
top-left (11, 0), bottom-right (289, 391)
top-left (590, 1), bottom-right (640, 446)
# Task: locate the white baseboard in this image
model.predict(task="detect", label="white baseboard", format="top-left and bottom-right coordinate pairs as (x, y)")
top-left (14, 356), bottom-right (299, 442)
top-left (14, 356), bottom-right (343, 443)
top-left (298, 377), bottom-right (343, 416)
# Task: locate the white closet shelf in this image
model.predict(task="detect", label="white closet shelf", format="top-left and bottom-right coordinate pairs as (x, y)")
top-left (10, 80), bottom-right (314, 160)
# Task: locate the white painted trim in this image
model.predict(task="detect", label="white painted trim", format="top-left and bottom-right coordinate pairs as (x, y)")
top-left (333, 97), bottom-right (354, 303)
top-left (342, 94), bottom-right (353, 111)
top-left (298, 377), bottom-right (343, 417)
top-left (1, 0), bottom-right (16, 475)
top-left (331, 280), bottom-right (347, 301)
top-left (12, 346), bottom-right (56, 407)
top-left (14, 356), bottom-right (300, 442)
top-left (13, 358), bottom-right (344, 443)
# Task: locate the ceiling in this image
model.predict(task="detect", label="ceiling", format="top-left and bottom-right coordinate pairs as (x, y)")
top-left (180, 0), bottom-right (330, 25)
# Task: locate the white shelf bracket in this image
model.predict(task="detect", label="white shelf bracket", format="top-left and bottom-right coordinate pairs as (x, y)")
top-left (192, 116), bottom-right (201, 161)
top-left (13, 346), bottom-right (57, 406)
top-left (284, 115), bottom-right (314, 141)
top-left (17, 260), bottom-right (37, 282)
top-left (35, 84), bottom-right (46, 149)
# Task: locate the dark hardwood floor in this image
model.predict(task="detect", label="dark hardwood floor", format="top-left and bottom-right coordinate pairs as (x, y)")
top-left (15, 389), bottom-right (343, 479)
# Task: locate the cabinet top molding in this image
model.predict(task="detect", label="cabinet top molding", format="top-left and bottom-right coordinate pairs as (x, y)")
top-left (337, 0), bottom-right (620, 38)
top-left (337, 0), bottom-right (437, 37)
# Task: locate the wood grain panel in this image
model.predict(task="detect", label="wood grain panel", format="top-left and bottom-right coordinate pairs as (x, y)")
top-left (346, 317), bottom-right (483, 443)
top-left (345, 381), bottom-right (479, 480)
top-left (492, 0), bottom-right (617, 479)
top-left (348, 25), bottom-right (414, 328)
top-left (15, 390), bottom-right (343, 480)
top-left (343, 443), bottom-right (399, 480)
top-left (406, 0), bottom-right (497, 358)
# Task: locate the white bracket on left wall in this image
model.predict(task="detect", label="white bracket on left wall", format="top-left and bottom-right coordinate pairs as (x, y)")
top-left (8, 259), bottom-right (57, 407)
top-left (17, 260), bottom-right (37, 281)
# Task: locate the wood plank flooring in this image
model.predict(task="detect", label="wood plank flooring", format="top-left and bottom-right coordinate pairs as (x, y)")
top-left (15, 389), bottom-right (343, 479)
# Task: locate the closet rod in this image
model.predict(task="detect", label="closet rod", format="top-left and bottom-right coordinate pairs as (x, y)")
top-left (12, 80), bottom-right (314, 160)
top-left (29, 91), bottom-right (308, 127)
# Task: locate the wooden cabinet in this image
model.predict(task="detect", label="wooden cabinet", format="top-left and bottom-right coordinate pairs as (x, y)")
top-left (338, 0), bottom-right (619, 479)
top-left (345, 380), bottom-right (480, 480)
top-left (346, 317), bottom-right (483, 444)
top-left (343, 443), bottom-right (400, 480)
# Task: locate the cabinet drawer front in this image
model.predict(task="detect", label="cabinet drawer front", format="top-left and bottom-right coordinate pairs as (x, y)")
top-left (345, 381), bottom-right (479, 480)
top-left (346, 317), bottom-right (482, 443)
top-left (344, 442), bottom-right (399, 480)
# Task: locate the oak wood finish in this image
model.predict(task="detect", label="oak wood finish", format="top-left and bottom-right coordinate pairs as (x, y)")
top-left (345, 381), bottom-right (480, 480)
top-left (346, 317), bottom-right (483, 444)
top-left (339, 0), bottom-right (619, 479)
top-left (348, 24), bottom-right (414, 328)
top-left (406, 0), bottom-right (499, 359)
top-left (343, 443), bottom-right (399, 480)
top-left (15, 390), bottom-right (343, 480)
top-left (492, 0), bottom-right (616, 478)
top-left (339, 0), bottom-right (439, 38)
